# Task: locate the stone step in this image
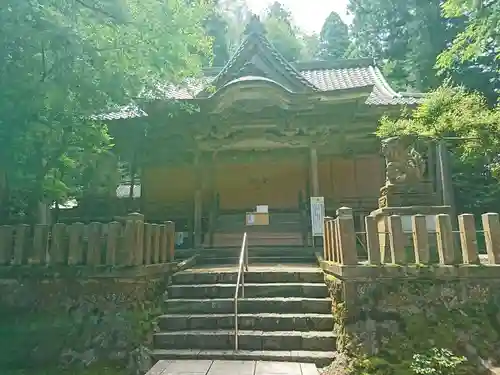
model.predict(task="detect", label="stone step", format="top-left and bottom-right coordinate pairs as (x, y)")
top-left (153, 330), bottom-right (336, 351)
top-left (168, 283), bottom-right (328, 299)
top-left (165, 297), bottom-right (331, 314)
top-left (211, 234), bottom-right (304, 247)
top-left (196, 256), bottom-right (316, 266)
top-left (215, 224), bottom-right (303, 233)
top-left (151, 349), bottom-right (335, 367)
top-left (175, 247), bottom-right (315, 259)
top-left (173, 269), bottom-right (324, 285)
top-left (158, 313), bottom-right (334, 332)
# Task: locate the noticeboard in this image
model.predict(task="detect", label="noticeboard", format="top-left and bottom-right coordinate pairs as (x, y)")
top-left (310, 197), bottom-right (325, 237)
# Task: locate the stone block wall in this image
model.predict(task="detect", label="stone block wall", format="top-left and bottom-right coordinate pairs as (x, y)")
top-left (321, 209), bottom-right (500, 374)
top-left (0, 214), bottom-right (177, 373)
top-left (0, 265), bottom-right (173, 372)
top-left (325, 274), bottom-right (500, 374)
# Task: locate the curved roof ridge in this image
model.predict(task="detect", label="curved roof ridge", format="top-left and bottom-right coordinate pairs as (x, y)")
top-left (209, 75), bottom-right (294, 98)
top-left (369, 65), bottom-right (401, 98)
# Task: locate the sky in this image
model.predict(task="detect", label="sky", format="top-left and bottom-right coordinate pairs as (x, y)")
top-left (245, 0), bottom-right (351, 35)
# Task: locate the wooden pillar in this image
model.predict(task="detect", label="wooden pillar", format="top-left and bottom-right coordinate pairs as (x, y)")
top-left (309, 148), bottom-right (319, 247)
top-left (193, 151), bottom-right (203, 249)
top-left (310, 148), bottom-right (320, 197)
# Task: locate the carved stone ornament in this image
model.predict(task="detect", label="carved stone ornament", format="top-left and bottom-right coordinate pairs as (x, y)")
top-left (381, 136), bottom-right (426, 186)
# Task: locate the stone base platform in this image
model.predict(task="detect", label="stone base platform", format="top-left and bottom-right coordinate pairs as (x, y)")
top-left (147, 359), bottom-right (319, 375)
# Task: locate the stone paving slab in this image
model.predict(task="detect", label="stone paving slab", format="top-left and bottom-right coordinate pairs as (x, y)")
top-left (147, 360), bottom-right (320, 375)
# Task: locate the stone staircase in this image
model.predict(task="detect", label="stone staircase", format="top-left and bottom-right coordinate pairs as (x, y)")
top-left (152, 265), bottom-right (336, 367)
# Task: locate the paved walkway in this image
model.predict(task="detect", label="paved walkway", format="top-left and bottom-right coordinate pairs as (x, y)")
top-left (147, 360), bottom-right (320, 375)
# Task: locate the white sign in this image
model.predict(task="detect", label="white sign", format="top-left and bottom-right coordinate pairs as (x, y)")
top-left (310, 197), bottom-right (325, 237)
top-left (246, 213), bottom-right (255, 225)
top-left (256, 205), bottom-right (268, 213)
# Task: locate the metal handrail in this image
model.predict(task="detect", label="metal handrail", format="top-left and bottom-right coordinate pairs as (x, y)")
top-left (234, 232), bottom-right (248, 351)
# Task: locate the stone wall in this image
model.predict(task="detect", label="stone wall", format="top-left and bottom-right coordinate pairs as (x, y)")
top-left (321, 209), bottom-right (500, 374)
top-left (0, 264), bottom-right (174, 373)
top-left (324, 272), bottom-right (500, 375)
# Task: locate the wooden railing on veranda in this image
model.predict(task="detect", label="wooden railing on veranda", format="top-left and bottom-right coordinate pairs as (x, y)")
top-left (0, 216), bottom-right (175, 266)
top-left (323, 209), bottom-right (500, 267)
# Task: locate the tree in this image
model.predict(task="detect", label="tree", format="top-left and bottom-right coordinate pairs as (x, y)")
top-left (347, 0), bottom-right (498, 98)
top-left (376, 85), bottom-right (500, 214)
top-left (216, 0), bottom-right (252, 53)
top-left (263, 2), bottom-right (304, 62)
top-left (203, 2), bottom-right (231, 66)
top-left (347, 0), bottom-right (450, 91)
top-left (301, 33), bottom-right (321, 61)
top-left (0, 0), bottom-right (212, 221)
top-left (317, 12), bottom-right (350, 61)
top-left (436, 0), bottom-right (499, 100)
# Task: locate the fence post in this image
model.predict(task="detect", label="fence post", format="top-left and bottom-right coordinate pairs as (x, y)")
top-left (165, 221), bottom-right (175, 262)
top-left (123, 220), bottom-right (135, 266)
top-left (328, 220), bottom-right (337, 262)
top-left (143, 223), bottom-right (152, 265)
top-left (388, 215), bottom-right (406, 264)
top-left (87, 222), bottom-right (102, 265)
top-left (436, 214), bottom-right (457, 265)
top-left (152, 224), bottom-right (160, 264)
top-left (32, 224), bottom-right (49, 265)
top-left (336, 207), bottom-right (357, 265)
top-left (128, 212), bottom-right (144, 265)
top-left (323, 217), bottom-right (332, 261)
top-left (482, 213), bottom-right (500, 264)
top-left (13, 224), bottom-right (29, 265)
top-left (68, 222), bottom-right (84, 265)
top-left (458, 214), bottom-right (480, 264)
top-left (50, 223), bottom-right (67, 264)
top-left (159, 224), bottom-right (167, 263)
top-left (365, 215), bottom-right (380, 264)
top-left (106, 222), bottom-right (120, 265)
top-left (412, 215), bottom-right (430, 264)
top-left (0, 225), bottom-right (14, 265)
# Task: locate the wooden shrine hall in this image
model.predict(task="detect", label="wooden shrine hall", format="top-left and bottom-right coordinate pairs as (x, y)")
top-left (101, 16), bottom-right (425, 248)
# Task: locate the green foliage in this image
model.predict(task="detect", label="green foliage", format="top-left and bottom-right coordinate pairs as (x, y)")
top-left (376, 85), bottom-right (500, 213)
top-left (0, 0), bottom-right (212, 221)
top-left (411, 348), bottom-right (467, 375)
top-left (263, 2), bottom-right (304, 62)
top-left (203, 0), bottom-right (231, 66)
top-left (317, 12), bottom-right (350, 61)
top-left (436, 0), bottom-right (499, 97)
top-left (347, 0), bottom-right (497, 97)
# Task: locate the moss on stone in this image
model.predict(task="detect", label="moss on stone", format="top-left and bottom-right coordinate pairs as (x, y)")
top-left (324, 276), bottom-right (500, 375)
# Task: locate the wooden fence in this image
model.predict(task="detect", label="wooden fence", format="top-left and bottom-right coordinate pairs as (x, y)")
top-left (323, 209), bottom-right (500, 266)
top-left (0, 218), bottom-right (175, 266)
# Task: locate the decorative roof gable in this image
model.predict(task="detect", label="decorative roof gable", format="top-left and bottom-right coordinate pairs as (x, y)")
top-left (198, 15), bottom-right (318, 97)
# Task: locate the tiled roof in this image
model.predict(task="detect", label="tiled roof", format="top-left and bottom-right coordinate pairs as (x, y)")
top-left (95, 62), bottom-right (424, 120)
top-left (95, 18), bottom-right (424, 120)
top-left (151, 62), bottom-right (424, 106)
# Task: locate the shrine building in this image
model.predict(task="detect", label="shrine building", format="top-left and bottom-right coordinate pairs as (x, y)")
top-left (102, 16), bottom-right (425, 248)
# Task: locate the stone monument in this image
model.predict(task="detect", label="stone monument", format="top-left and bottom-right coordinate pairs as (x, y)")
top-left (370, 136), bottom-right (451, 262)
